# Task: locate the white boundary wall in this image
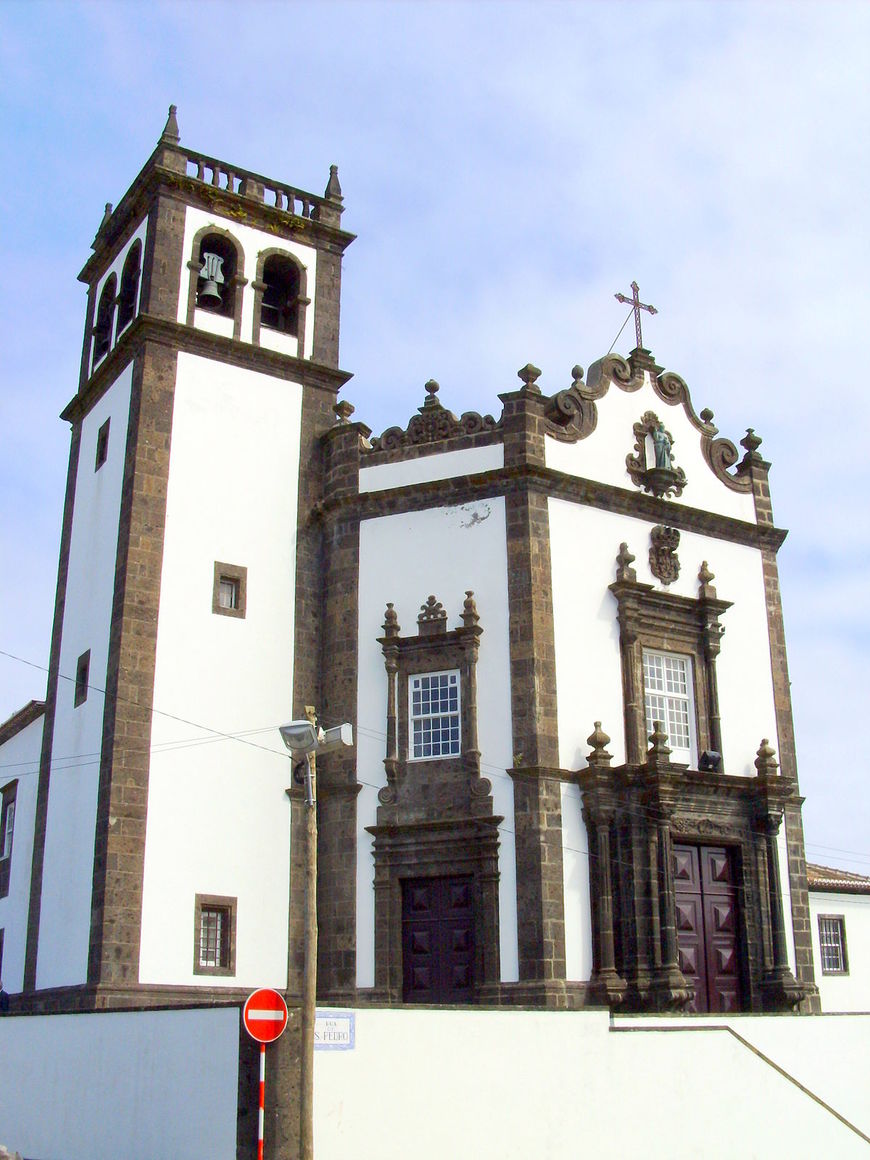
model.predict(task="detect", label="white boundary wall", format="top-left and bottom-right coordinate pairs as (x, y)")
top-left (2, 1007), bottom-right (867, 1159)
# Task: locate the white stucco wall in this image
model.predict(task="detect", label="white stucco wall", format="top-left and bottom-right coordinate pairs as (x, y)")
top-left (358, 444), bottom-right (503, 492)
top-left (0, 712), bottom-right (43, 992)
top-left (0, 1007), bottom-right (239, 1160)
top-left (37, 365), bottom-right (134, 989)
top-left (314, 1007), bottom-right (870, 1158)
top-left (355, 498), bottom-right (517, 986)
top-left (560, 780), bottom-right (592, 980)
top-left (809, 891), bottom-right (870, 1012)
top-left (177, 206), bottom-right (317, 355)
top-left (89, 217), bottom-right (148, 375)
top-left (138, 353), bottom-right (301, 988)
top-left (544, 370), bottom-right (757, 524)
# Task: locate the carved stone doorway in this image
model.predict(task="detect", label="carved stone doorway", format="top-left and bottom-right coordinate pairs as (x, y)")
top-left (674, 844), bottom-right (743, 1013)
top-left (401, 875), bottom-right (475, 1003)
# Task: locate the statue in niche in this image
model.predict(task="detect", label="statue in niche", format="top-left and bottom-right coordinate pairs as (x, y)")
top-left (626, 410), bottom-right (686, 499)
top-left (652, 422), bottom-right (673, 470)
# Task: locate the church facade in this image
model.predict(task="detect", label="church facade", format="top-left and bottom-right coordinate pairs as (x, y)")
top-left (0, 109), bottom-right (821, 1018)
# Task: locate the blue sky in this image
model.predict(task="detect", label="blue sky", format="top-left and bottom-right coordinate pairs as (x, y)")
top-left (2, 0), bottom-right (869, 873)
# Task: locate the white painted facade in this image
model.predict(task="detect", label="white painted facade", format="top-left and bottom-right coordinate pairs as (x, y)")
top-left (810, 890), bottom-right (870, 1012)
top-left (36, 363), bottom-right (134, 989)
top-left (0, 711), bottom-right (43, 992)
top-left (355, 497), bottom-right (518, 986)
top-left (358, 444), bottom-right (503, 493)
top-left (138, 354), bottom-right (303, 987)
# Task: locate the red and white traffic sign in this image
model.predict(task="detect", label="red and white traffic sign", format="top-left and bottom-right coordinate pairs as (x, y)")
top-left (244, 988), bottom-right (288, 1044)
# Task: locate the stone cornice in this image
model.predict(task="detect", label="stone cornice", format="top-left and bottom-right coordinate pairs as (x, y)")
top-left (0, 699), bottom-right (45, 748)
top-left (62, 313), bottom-right (352, 423)
top-left (317, 463), bottom-right (788, 553)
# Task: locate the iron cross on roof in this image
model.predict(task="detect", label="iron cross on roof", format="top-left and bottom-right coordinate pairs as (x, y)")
top-left (615, 281), bottom-right (657, 350)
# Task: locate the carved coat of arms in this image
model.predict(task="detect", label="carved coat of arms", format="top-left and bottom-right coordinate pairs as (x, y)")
top-left (649, 525), bottom-right (680, 585)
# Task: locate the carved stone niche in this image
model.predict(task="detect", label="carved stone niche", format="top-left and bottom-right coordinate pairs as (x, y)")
top-left (367, 592), bottom-right (502, 1003)
top-left (626, 410), bottom-right (687, 499)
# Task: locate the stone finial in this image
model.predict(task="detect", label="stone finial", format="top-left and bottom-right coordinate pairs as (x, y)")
top-left (571, 364), bottom-right (584, 388)
top-left (517, 363), bottom-right (542, 394)
top-left (334, 399), bottom-right (355, 425)
top-left (616, 542), bottom-right (637, 583)
top-left (422, 379), bottom-right (441, 407)
top-left (160, 104), bottom-right (180, 145)
top-left (740, 427), bottom-right (764, 463)
top-left (382, 602), bottom-right (400, 638)
top-left (325, 163), bottom-right (343, 202)
top-left (699, 407), bottom-right (715, 427)
top-left (755, 738), bottom-right (779, 777)
top-left (98, 202), bottom-right (113, 232)
top-left (461, 590), bottom-right (480, 628)
top-left (587, 722), bottom-right (613, 768)
top-left (647, 721), bottom-right (672, 767)
top-left (698, 560), bottom-right (717, 599)
top-left (418, 594), bottom-right (447, 635)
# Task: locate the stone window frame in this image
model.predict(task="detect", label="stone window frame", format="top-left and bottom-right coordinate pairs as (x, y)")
top-left (74, 649), bottom-right (91, 708)
top-left (818, 914), bottom-right (849, 975)
top-left (212, 562), bottom-right (247, 620)
top-left (185, 225), bottom-right (247, 340)
top-left (193, 893), bottom-right (237, 977)
top-left (0, 781), bottom-right (17, 899)
top-left (367, 594), bottom-right (502, 1003)
top-left (95, 417), bottom-right (111, 471)
top-left (116, 240), bottom-right (142, 334)
top-left (610, 572), bottom-right (730, 769)
top-left (251, 248), bottom-right (310, 352)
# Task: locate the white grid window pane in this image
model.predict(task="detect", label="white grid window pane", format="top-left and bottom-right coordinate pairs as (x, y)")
top-left (818, 916), bottom-right (846, 973)
top-left (219, 578), bottom-right (238, 609)
top-left (410, 671), bottom-right (460, 759)
top-left (1, 801), bottom-right (13, 859)
top-left (643, 652), bottom-right (692, 752)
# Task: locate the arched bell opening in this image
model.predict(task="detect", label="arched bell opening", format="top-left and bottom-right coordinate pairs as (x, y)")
top-left (195, 233), bottom-right (237, 317)
top-left (117, 242), bottom-right (142, 334)
top-left (260, 254), bottom-right (301, 336)
top-left (93, 274), bottom-right (117, 366)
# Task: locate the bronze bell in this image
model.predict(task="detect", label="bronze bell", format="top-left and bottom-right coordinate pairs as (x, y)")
top-left (198, 278), bottom-right (222, 309)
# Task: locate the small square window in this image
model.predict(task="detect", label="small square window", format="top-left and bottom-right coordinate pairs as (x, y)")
top-left (95, 418), bottom-right (110, 470)
top-left (818, 915), bottom-right (848, 974)
top-left (74, 650), bottom-right (91, 707)
top-left (409, 670), bottom-right (461, 760)
top-left (193, 894), bottom-right (236, 976)
top-left (212, 562), bottom-right (246, 619)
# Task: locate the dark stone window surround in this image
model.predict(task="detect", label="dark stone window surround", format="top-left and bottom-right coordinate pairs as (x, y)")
top-left (95, 417), bottom-right (111, 471)
top-left (250, 247), bottom-right (311, 354)
top-left (212, 561), bottom-right (247, 619)
top-left (116, 240), bottom-right (143, 335)
top-left (74, 649), bottom-right (91, 708)
top-left (817, 913), bottom-right (849, 975)
top-left (185, 224), bottom-right (247, 340)
top-left (609, 567), bottom-right (730, 769)
top-left (365, 593), bottom-right (502, 1003)
top-left (192, 892), bottom-right (237, 977)
top-left (92, 274), bottom-right (118, 370)
top-left (0, 781), bottom-right (17, 899)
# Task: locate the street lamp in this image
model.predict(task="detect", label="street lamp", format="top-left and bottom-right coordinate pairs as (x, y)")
top-left (279, 711), bottom-right (352, 1160)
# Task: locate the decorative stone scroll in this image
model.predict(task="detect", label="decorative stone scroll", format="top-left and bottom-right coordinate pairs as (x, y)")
top-left (368, 379), bottom-right (499, 452)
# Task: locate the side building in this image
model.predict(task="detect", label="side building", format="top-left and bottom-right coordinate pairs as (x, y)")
top-left (1, 110), bottom-right (839, 1021)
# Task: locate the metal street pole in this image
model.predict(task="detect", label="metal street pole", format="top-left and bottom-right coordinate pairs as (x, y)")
top-left (300, 705), bottom-right (317, 1160)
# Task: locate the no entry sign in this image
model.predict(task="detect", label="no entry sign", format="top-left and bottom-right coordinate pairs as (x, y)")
top-left (244, 988), bottom-right (289, 1044)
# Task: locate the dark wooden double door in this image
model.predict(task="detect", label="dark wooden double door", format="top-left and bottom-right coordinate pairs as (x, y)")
top-left (674, 844), bottom-right (742, 1013)
top-left (402, 875), bottom-right (474, 1003)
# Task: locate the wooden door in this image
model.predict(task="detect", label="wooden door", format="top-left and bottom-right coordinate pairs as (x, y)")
top-left (674, 845), bottom-right (742, 1013)
top-left (402, 875), bottom-right (474, 1003)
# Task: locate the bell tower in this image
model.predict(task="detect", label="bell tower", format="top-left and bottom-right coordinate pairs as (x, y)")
top-left (24, 106), bottom-right (354, 1005)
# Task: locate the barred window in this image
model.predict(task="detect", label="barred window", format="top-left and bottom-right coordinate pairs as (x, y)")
top-left (194, 894), bottom-right (236, 976)
top-left (818, 915), bottom-right (848, 974)
top-left (410, 671), bottom-right (460, 760)
top-left (643, 650), bottom-right (695, 761)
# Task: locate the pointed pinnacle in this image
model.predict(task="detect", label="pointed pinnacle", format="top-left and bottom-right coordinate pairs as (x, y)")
top-left (160, 104), bottom-right (180, 145)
